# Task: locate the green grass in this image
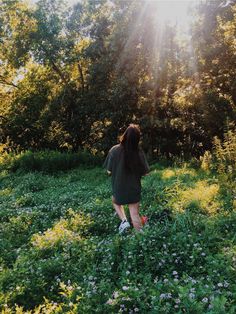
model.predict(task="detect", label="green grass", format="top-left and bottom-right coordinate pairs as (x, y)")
top-left (0, 162), bottom-right (236, 313)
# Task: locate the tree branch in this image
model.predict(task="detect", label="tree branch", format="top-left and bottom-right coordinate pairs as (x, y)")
top-left (0, 75), bottom-right (19, 88)
top-left (77, 61), bottom-right (85, 93)
top-left (39, 43), bottom-right (69, 85)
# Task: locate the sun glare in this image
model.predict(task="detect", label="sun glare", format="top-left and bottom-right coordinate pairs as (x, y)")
top-left (151, 0), bottom-right (198, 31)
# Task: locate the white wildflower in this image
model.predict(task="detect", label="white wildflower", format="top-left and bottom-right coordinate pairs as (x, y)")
top-left (189, 293), bottom-right (195, 299)
top-left (113, 291), bottom-right (119, 298)
top-left (166, 293), bottom-right (172, 299)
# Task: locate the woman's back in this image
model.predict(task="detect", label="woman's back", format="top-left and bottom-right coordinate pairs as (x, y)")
top-left (104, 123), bottom-right (149, 233)
top-left (104, 143), bottom-right (149, 205)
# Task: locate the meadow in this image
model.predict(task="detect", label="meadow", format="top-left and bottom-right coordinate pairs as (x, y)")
top-left (1, 0), bottom-right (236, 312)
top-left (0, 153), bottom-right (235, 313)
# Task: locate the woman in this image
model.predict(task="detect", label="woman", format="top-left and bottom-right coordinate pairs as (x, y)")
top-left (104, 124), bottom-right (149, 233)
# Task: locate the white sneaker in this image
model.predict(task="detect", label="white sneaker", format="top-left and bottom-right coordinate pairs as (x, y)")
top-left (119, 220), bottom-right (130, 234)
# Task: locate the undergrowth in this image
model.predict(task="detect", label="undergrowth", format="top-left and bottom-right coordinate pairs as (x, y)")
top-left (0, 158), bottom-right (235, 313)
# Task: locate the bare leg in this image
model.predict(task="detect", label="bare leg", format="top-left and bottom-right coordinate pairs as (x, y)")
top-left (128, 202), bottom-right (142, 231)
top-left (112, 196), bottom-right (127, 221)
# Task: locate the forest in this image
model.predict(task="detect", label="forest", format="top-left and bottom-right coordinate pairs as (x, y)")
top-left (0, 0), bottom-right (235, 158)
top-left (0, 0), bottom-right (236, 313)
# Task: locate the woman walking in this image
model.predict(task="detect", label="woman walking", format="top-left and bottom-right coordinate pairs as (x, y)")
top-left (104, 124), bottom-right (149, 234)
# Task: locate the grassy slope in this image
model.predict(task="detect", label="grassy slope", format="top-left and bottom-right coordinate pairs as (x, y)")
top-left (0, 163), bottom-right (236, 313)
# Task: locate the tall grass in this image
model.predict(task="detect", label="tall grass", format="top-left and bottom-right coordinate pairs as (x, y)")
top-left (200, 127), bottom-right (236, 178)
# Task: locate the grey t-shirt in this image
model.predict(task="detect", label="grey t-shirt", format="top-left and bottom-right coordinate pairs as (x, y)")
top-left (103, 144), bottom-right (149, 205)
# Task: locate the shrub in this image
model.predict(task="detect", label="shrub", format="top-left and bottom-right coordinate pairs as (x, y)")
top-left (212, 127), bottom-right (236, 177)
top-left (0, 150), bottom-right (103, 173)
top-left (199, 126), bottom-right (236, 177)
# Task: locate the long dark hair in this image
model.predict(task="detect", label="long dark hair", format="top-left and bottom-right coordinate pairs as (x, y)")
top-left (120, 124), bottom-right (144, 174)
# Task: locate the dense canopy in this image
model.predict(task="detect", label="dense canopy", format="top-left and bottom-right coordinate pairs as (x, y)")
top-left (0, 0), bottom-right (235, 158)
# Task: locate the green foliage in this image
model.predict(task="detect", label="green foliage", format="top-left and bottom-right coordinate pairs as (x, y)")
top-left (201, 125), bottom-right (236, 178)
top-left (0, 150), bottom-right (102, 173)
top-left (1, 0), bottom-right (236, 157)
top-left (0, 160), bottom-right (236, 312)
top-left (212, 127), bottom-right (236, 177)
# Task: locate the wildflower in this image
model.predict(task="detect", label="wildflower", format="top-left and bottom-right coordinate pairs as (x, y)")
top-left (134, 308), bottom-right (139, 312)
top-left (189, 293), bottom-right (195, 299)
top-left (113, 291), bottom-right (119, 298)
top-left (175, 298), bottom-right (181, 304)
top-left (166, 293), bottom-right (172, 299)
top-left (172, 271), bottom-right (178, 276)
top-left (217, 283), bottom-right (223, 287)
top-left (106, 299), bottom-right (113, 305)
top-left (122, 286), bottom-right (129, 291)
top-left (160, 293), bottom-right (166, 299)
top-left (202, 297), bottom-right (208, 303)
top-left (163, 279), bottom-right (168, 283)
